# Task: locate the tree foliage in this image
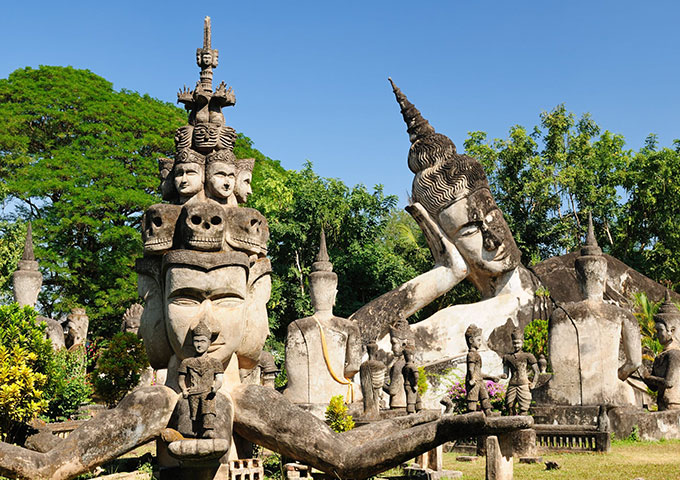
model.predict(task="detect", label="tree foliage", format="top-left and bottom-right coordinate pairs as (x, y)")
top-left (0, 66), bottom-right (185, 336)
top-left (464, 104), bottom-right (680, 291)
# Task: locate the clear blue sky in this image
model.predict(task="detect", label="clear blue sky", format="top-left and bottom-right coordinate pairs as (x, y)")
top-left (1, 1), bottom-right (678, 205)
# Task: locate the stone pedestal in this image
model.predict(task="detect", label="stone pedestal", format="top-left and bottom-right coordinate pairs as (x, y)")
top-left (485, 435), bottom-right (513, 480)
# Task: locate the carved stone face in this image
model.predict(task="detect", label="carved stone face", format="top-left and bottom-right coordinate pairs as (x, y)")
top-left (165, 264), bottom-right (248, 365)
top-left (655, 322), bottom-right (674, 346)
top-left (143, 204), bottom-right (182, 254)
top-left (182, 201), bottom-right (225, 251)
top-left (224, 207), bottom-right (269, 256)
top-left (206, 162), bottom-right (237, 201)
top-left (174, 162), bottom-right (204, 199)
top-left (437, 189), bottom-right (520, 278)
top-left (512, 336), bottom-right (523, 353)
top-left (467, 334), bottom-right (483, 351)
top-left (193, 124), bottom-right (220, 151)
top-left (235, 171), bottom-right (253, 204)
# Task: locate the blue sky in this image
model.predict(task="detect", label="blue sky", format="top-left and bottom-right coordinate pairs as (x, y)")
top-left (1, 1), bottom-right (678, 205)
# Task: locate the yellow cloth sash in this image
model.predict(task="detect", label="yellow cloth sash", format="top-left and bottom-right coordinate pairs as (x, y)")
top-left (313, 316), bottom-right (354, 403)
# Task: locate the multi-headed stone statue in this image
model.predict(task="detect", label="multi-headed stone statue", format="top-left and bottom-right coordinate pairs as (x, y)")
top-left (360, 342), bottom-right (386, 419)
top-left (641, 291), bottom-right (680, 411)
top-left (501, 328), bottom-right (538, 415)
top-left (0, 32), bottom-right (531, 479)
top-left (546, 214), bottom-right (642, 406)
top-left (283, 230), bottom-right (362, 415)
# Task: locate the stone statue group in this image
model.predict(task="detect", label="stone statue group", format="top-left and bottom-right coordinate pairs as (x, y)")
top-left (2, 16), bottom-right (679, 480)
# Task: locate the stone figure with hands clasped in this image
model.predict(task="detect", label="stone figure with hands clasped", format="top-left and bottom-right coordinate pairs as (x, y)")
top-left (178, 321), bottom-right (225, 438)
top-left (500, 327), bottom-right (538, 415)
top-left (465, 324), bottom-right (498, 415)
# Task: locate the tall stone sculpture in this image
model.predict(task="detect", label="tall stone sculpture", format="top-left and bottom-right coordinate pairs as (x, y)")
top-left (546, 214), bottom-right (642, 406)
top-left (283, 230), bottom-right (362, 415)
top-left (64, 308), bottom-right (89, 349)
top-left (465, 324), bottom-right (495, 415)
top-left (641, 291), bottom-right (680, 411)
top-left (360, 342), bottom-right (386, 419)
top-left (0, 27), bottom-right (532, 480)
top-left (12, 222), bottom-right (42, 308)
top-left (12, 222), bottom-right (66, 350)
top-left (501, 328), bottom-right (538, 415)
top-left (384, 317), bottom-right (414, 409)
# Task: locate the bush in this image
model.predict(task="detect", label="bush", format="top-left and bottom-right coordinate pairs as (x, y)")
top-left (446, 378), bottom-right (506, 414)
top-left (325, 395), bottom-right (354, 432)
top-left (417, 366), bottom-right (429, 396)
top-left (523, 319), bottom-right (549, 358)
top-left (0, 344), bottom-right (48, 442)
top-left (92, 332), bottom-right (149, 407)
top-left (45, 346), bottom-right (93, 421)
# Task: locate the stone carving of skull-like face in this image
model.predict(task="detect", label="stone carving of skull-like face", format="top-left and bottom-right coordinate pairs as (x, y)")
top-left (181, 201), bottom-right (226, 251)
top-left (192, 124), bottom-right (220, 152)
top-left (224, 207), bottom-right (269, 256)
top-left (142, 204), bottom-right (182, 254)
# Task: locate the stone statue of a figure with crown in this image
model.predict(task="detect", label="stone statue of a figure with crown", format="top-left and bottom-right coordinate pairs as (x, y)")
top-left (0, 18), bottom-right (530, 480)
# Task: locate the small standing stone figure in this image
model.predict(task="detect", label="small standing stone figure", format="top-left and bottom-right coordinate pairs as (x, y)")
top-left (178, 321), bottom-right (225, 438)
top-left (384, 317), bottom-right (414, 409)
top-left (360, 342), bottom-right (386, 419)
top-left (402, 345), bottom-right (422, 414)
top-left (502, 328), bottom-right (539, 415)
top-left (465, 324), bottom-right (496, 414)
top-left (641, 292), bottom-right (680, 411)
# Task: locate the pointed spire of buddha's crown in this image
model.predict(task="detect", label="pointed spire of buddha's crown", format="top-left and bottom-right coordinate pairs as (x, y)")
top-left (581, 212), bottom-right (602, 256)
top-left (312, 228), bottom-right (333, 273)
top-left (21, 222), bottom-right (35, 261)
top-left (389, 77), bottom-right (436, 142)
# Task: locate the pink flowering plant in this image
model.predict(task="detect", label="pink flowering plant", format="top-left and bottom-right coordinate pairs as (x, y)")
top-left (446, 378), bottom-right (506, 414)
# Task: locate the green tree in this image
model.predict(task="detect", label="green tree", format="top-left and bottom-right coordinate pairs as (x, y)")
top-left (0, 220), bottom-right (27, 303)
top-left (0, 66), bottom-right (186, 336)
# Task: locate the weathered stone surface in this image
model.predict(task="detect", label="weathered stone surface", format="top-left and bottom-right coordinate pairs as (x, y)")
top-left (485, 435), bottom-right (513, 480)
top-left (502, 329), bottom-right (538, 415)
top-left (284, 232), bottom-right (361, 410)
top-left (360, 342), bottom-right (386, 419)
top-left (12, 222), bottom-right (43, 308)
top-left (0, 386), bottom-right (177, 480)
top-left (608, 406), bottom-right (680, 440)
top-left (542, 216), bottom-right (641, 407)
top-left (65, 308), bottom-right (89, 348)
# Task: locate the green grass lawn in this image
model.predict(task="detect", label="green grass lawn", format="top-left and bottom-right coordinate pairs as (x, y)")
top-left (443, 439), bottom-right (680, 480)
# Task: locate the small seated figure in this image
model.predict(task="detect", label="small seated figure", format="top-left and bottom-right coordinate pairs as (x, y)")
top-left (402, 345), bottom-right (422, 414)
top-left (502, 327), bottom-right (539, 415)
top-left (384, 317), bottom-right (414, 409)
top-left (360, 342), bottom-right (386, 419)
top-left (178, 321), bottom-right (225, 438)
top-left (465, 324), bottom-right (496, 414)
top-left (641, 292), bottom-right (680, 411)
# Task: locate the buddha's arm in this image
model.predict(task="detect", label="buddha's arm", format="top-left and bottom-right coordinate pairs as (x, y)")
top-left (344, 326), bottom-right (362, 378)
top-left (232, 384), bottom-right (530, 479)
top-left (350, 203), bottom-right (468, 340)
top-left (618, 313), bottom-right (643, 381)
top-left (0, 386), bottom-right (178, 480)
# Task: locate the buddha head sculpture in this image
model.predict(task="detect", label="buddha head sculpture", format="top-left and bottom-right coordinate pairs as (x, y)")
top-left (309, 230), bottom-right (337, 314)
top-left (574, 213), bottom-right (607, 302)
top-left (389, 79), bottom-right (521, 294)
top-left (173, 149), bottom-right (206, 204)
top-left (234, 158), bottom-right (255, 204)
top-left (389, 317), bottom-right (415, 357)
top-left (654, 291), bottom-right (680, 347)
top-left (205, 149), bottom-right (238, 205)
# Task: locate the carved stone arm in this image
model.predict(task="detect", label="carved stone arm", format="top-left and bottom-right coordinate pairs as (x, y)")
top-left (618, 313), bottom-right (643, 381)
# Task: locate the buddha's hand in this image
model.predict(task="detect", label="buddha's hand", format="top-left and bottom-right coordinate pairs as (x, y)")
top-left (405, 202), bottom-right (467, 275)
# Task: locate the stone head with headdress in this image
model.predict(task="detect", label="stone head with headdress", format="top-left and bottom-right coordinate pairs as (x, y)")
top-left (389, 316), bottom-right (415, 357)
top-left (654, 290), bottom-right (680, 346)
top-left (389, 79), bottom-right (521, 290)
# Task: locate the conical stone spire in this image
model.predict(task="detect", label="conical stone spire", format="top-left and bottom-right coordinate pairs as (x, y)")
top-left (21, 221), bottom-right (35, 261)
top-left (388, 78), bottom-right (436, 142)
top-left (312, 229), bottom-right (333, 273)
top-left (581, 212), bottom-right (602, 256)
